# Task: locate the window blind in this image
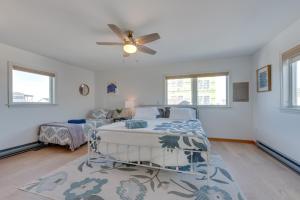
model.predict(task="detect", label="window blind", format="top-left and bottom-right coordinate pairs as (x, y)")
top-left (12, 65), bottom-right (55, 77)
top-left (166, 72), bottom-right (229, 80)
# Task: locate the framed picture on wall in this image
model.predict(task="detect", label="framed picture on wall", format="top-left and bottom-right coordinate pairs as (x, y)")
top-left (107, 81), bottom-right (118, 94)
top-left (256, 65), bottom-right (271, 92)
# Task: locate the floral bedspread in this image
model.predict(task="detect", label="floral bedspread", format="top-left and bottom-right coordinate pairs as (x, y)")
top-left (90, 119), bottom-right (210, 168)
top-left (153, 120), bottom-right (208, 151)
top-left (154, 120), bottom-right (205, 136)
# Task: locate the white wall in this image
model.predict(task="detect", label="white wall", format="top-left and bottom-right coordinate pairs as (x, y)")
top-left (0, 43), bottom-right (95, 150)
top-left (95, 56), bottom-right (253, 140)
top-left (252, 19), bottom-right (300, 163)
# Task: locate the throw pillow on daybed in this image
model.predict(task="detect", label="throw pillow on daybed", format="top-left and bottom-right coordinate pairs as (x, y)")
top-left (87, 108), bottom-right (108, 119)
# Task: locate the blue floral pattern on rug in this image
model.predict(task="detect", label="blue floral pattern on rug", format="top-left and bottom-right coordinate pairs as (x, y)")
top-left (116, 178), bottom-right (147, 200)
top-left (24, 171), bottom-right (67, 193)
top-left (20, 155), bottom-right (246, 200)
top-left (169, 180), bottom-right (232, 200)
top-left (63, 178), bottom-right (108, 200)
top-left (195, 185), bottom-right (232, 200)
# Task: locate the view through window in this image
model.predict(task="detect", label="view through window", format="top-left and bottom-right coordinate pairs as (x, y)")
top-left (167, 78), bottom-right (192, 105)
top-left (166, 73), bottom-right (228, 106)
top-left (197, 76), bottom-right (227, 106)
top-left (10, 66), bottom-right (55, 104)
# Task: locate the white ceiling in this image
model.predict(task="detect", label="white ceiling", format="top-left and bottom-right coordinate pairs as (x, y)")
top-left (1, 0), bottom-right (300, 70)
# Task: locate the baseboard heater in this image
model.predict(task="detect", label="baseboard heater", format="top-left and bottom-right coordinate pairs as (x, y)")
top-left (256, 141), bottom-right (300, 174)
top-left (0, 142), bottom-right (44, 159)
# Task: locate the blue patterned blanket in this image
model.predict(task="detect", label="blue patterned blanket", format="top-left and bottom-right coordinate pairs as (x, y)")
top-left (92, 119), bottom-right (209, 167)
top-left (153, 120), bottom-right (205, 136)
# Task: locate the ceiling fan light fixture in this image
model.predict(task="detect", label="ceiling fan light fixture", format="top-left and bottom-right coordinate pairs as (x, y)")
top-left (123, 43), bottom-right (137, 54)
top-left (97, 24), bottom-right (160, 56)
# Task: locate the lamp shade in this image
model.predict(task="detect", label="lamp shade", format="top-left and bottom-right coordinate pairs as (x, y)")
top-left (125, 100), bottom-right (135, 108)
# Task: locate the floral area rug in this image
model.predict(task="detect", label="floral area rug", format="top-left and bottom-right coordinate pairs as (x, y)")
top-left (19, 154), bottom-right (246, 200)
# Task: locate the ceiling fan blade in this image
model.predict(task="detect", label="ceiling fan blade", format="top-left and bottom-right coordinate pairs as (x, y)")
top-left (123, 52), bottom-right (130, 57)
top-left (96, 42), bottom-right (123, 45)
top-left (108, 24), bottom-right (128, 41)
top-left (135, 33), bottom-right (160, 45)
top-left (137, 45), bottom-right (157, 55)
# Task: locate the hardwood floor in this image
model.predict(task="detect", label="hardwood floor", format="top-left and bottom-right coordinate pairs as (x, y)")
top-left (0, 146), bottom-right (86, 200)
top-left (211, 142), bottom-right (300, 200)
top-left (0, 142), bottom-right (299, 200)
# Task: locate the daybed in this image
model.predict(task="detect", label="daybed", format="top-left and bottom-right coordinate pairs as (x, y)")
top-left (38, 108), bottom-right (114, 151)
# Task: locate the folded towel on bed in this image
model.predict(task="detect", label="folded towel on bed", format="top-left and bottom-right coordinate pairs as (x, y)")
top-left (68, 119), bottom-right (86, 124)
top-left (125, 120), bottom-right (148, 129)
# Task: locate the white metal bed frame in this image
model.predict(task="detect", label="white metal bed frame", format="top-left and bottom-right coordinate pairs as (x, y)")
top-left (87, 105), bottom-right (211, 181)
top-left (87, 129), bottom-right (211, 179)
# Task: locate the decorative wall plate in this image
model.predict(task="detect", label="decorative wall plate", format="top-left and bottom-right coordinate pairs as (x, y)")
top-left (79, 84), bottom-right (90, 96)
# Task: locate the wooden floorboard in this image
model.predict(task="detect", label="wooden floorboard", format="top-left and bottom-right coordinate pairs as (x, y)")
top-left (0, 142), bottom-right (299, 200)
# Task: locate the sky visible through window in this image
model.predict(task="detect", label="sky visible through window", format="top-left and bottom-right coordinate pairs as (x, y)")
top-left (12, 70), bottom-right (50, 103)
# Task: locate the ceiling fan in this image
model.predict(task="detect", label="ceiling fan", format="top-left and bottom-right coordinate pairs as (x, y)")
top-left (96, 24), bottom-right (160, 57)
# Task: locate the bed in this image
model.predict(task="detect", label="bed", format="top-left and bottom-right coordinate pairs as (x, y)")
top-left (39, 119), bottom-right (110, 151)
top-left (38, 123), bottom-right (90, 151)
top-left (88, 106), bottom-right (211, 175)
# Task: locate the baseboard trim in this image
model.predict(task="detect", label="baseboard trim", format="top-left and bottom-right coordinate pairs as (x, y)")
top-left (0, 142), bottom-right (45, 159)
top-left (256, 141), bottom-right (300, 174)
top-left (208, 137), bottom-right (255, 144)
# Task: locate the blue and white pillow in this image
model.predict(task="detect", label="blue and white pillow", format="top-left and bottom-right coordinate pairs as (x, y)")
top-left (87, 108), bottom-right (108, 119)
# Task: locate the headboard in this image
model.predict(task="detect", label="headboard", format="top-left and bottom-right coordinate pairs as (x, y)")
top-left (138, 105), bottom-right (199, 119)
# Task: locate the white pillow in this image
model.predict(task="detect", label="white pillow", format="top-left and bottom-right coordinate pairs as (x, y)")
top-left (133, 107), bottom-right (159, 120)
top-left (169, 107), bottom-right (196, 120)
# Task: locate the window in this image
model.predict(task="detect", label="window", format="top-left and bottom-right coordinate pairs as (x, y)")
top-left (197, 76), bottom-right (227, 106)
top-left (282, 45), bottom-right (300, 109)
top-left (198, 80), bottom-right (210, 89)
top-left (290, 59), bottom-right (300, 106)
top-left (166, 78), bottom-right (192, 105)
top-left (166, 72), bottom-right (229, 106)
top-left (198, 96), bottom-right (210, 105)
top-left (8, 64), bottom-right (55, 105)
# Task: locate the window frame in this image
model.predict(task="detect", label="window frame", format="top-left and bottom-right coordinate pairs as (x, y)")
top-left (164, 72), bottom-right (230, 107)
top-left (165, 77), bottom-right (193, 106)
top-left (281, 44), bottom-right (300, 111)
top-left (7, 62), bottom-right (56, 106)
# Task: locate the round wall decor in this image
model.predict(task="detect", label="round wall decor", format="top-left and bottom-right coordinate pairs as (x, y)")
top-left (79, 84), bottom-right (90, 96)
